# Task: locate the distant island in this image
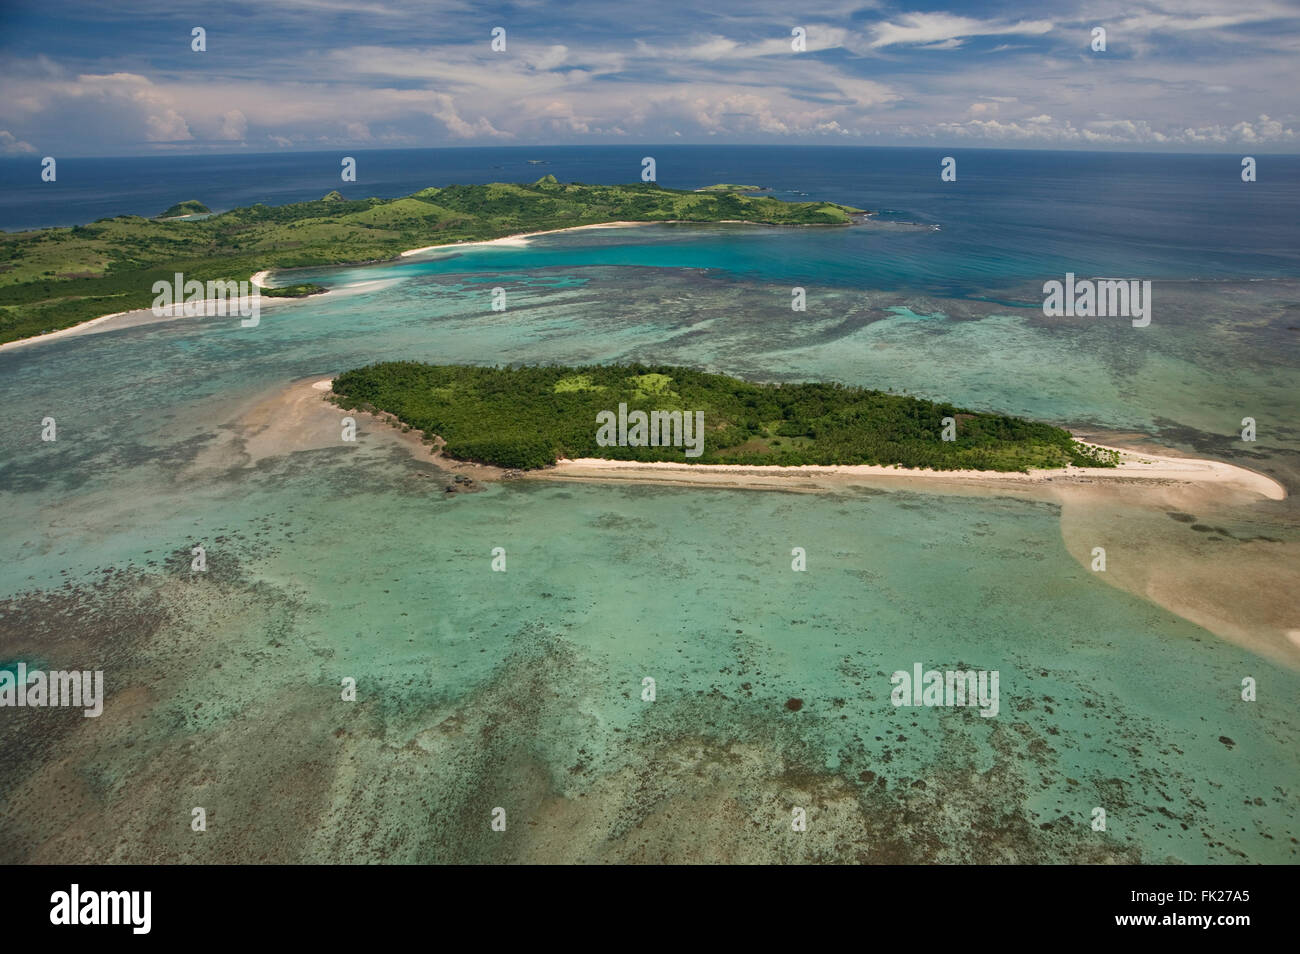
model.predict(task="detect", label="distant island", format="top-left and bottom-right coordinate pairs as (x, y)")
top-left (0, 176), bottom-right (862, 345)
top-left (156, 200), bottom-right (212, 219)
top-left (329, 362), bottom-right (1119, 472)
top-left (695, 183), bottom-right (767, 193)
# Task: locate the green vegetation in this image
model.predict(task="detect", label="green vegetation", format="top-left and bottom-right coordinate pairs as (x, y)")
top-left (259, 282), bottom-right (326, 298)
top-left (157, 200), bottom-right (211, 218)
top-left (330, 362), bottom-right (1119, 472)
top-left (0, 177), bottom-right (862, 344)
top-left (696, 184), bottom-right (765, 193)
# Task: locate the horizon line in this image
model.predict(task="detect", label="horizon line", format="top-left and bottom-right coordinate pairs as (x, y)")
top-left (4, 143), bottom-right (1299, 162)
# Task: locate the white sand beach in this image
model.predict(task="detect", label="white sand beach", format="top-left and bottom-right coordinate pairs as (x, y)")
top-left (0, 268), bottom-right (298, 352)
top-left (0, 309), bottom-right (136, 352)
top-left (397, 218), bottom-right (790, 258)
top-left (0, 290), bottom-right (298, 352)
top-left (398, 220), bottom-right (657, 257)
top-left (535, 444), bottom-right (1285, 501)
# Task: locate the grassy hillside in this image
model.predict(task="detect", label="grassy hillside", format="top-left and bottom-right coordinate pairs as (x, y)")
top-left (330, 362), bottom-right (1119, 472)
top-left (0, 177), bottom-right (863, 344)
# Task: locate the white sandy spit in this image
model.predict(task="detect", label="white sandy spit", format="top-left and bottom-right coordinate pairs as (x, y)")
top-left (0, 281), bottom-right (297, 352)
top-left (399, 221), bottom-right (662, 257)
top-left (541, 442), bottom-right (1285, 500)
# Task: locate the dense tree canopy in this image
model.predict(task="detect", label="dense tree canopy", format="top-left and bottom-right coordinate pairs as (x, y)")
top-left (331, 362), bottom-right (1119, 472)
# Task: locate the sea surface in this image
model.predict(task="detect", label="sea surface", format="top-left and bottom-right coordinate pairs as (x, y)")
top-left (0, 146), bottom-right (1297, 863)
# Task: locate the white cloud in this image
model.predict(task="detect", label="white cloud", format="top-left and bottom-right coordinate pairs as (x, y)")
top-left (869, 14), bottom-right (1053, 49)
top-left (0, 130), bottom-right (37, 154)
top-left (900, 112), bottom-right (1295, 146)
top-left (428, 93), bottom-right (513, 140)
top-left (1, 1), bottom-right (1297, 153)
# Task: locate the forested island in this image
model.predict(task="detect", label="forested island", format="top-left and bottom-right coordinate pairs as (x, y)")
top-left (0, 176), bottom-right (861, 344)
top-left (330, 362), bottom-right (1120, 472)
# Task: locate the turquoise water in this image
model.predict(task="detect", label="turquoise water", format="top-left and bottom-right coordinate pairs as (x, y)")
top-left (1, 220), bottom-right (1297, 862)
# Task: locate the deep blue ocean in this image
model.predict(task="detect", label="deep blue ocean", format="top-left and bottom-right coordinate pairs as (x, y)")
top-left (2, 146), bottom-right (1298, 291)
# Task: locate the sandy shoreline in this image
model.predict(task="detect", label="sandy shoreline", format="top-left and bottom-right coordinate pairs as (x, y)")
top-left (0, 267), bottom-right (291, 353)
top-left (398, 220), bottom-right (658, 256)
top-left (0, 308), bottom-right (137, 351)
top-left (0, 289), bottom-right (300, 352)
top-left (397, 218), bottom-right (794, 257)
top-left (289, 377), bottom-right (1287, 503)
top-left (533, 445), bottom-right (1285, 500)
top-left (303, 371), bottom-right (1283, 500)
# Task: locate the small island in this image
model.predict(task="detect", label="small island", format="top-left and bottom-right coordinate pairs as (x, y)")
top-left (695, 183), bottom-right (767, 193)
top-left (329, 362), bottom-right (1119, 472)
top-left (156, 200), bottom-right (211, 219)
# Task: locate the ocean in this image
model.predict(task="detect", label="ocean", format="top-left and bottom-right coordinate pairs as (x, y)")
top-left (0, 146), bottom-right (1296, 863)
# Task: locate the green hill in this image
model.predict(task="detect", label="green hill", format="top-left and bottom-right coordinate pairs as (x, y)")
top-left (0, 180), bottom-right (864, 344)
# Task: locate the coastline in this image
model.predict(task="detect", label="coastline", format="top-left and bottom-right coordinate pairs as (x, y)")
top-left (229, 377), bottom-right (507, 481)
top-left (531, 445), bottom-right (1286, 500)
top-left (0, 287), bottom-right (299, 353)
top-left (2, 216), bottom-right (846, 352)
top-left (0, 267), bottom-right (284, 353)
top-left (308, 368), bottom-right (1284, 498)
top-left (0, 267), bottom-right (385, 353)
top-left (399, 220), bottom-right (658, 256)
top-left (396, 217), bottom-right (807, 257)
top-left (0, 308), bottom-right (137, 352)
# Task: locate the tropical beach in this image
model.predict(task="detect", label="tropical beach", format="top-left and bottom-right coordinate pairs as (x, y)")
top-left (398, 220), bottom-right (660, 257)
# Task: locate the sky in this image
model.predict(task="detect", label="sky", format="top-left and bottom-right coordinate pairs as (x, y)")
top-left (0, 0), bottom-right (1296, 156)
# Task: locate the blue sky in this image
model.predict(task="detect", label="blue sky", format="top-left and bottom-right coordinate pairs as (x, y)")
top-left (0, 0), bottom-right (1296, 156)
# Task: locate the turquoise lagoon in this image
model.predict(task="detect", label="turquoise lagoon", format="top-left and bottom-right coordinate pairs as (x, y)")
top-left (0, 220), bottom-right (1296, 863)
